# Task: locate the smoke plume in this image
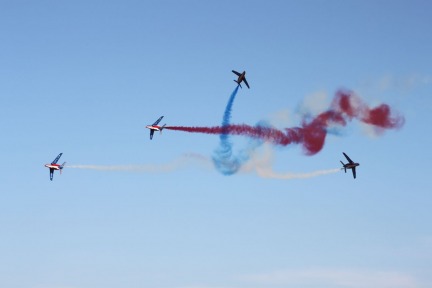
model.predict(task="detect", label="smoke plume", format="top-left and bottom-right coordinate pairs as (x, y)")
top-left (66, 153), bottom-right (212, 172)
top-left (166, 89), bottom-right (405, 155)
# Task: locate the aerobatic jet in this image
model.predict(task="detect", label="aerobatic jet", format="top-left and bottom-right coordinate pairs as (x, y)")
top-left (232, 70), bottom-right (250, 89)
top-left (340, 152), bottom-right (360, 179)
top-left (145, 116), bottom-right (166, 140)
top-left (45, 153), bottom-right (66, 181)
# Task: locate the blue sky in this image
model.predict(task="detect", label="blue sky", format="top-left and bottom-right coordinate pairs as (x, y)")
top-left (1, 1), bottom-right (431, 287)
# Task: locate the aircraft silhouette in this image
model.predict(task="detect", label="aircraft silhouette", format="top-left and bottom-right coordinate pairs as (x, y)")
top-left (45, 153), bottom-right (66, 181)
top-left (146, 116), bottom-right (166, 140)
top-left (340, 152), bottom-right (360, 179)
top-left (232, 70), bottom-right (250, 89)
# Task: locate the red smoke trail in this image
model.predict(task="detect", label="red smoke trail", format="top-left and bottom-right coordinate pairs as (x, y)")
top-left (166, 90), bottom-right (405, 155)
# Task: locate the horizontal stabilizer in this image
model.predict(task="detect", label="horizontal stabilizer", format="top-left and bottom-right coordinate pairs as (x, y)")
top-left (233, 80), bottom-right (242, 88)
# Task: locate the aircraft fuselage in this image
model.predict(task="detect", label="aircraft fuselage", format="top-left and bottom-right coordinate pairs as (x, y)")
top-left (236, 72), bottom-right (246, 84)
top-left (344, 163), bottom-right (359, 169)
top-left (146, 125), bottom-right (163, 131)
top-left (44, 164), bottom-right (62, 170)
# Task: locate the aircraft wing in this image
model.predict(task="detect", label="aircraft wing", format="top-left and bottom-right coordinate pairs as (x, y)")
top-left (51, 153), bottom-right (63, 164)
top-left (153, 116), bottom-right (164, 126)
top-left (243, 78), bottom-right (250, 89)
top-left (343, 152), bottom-right (354, 164)
top-left (232, 70), bottom-right (241, 76)
top-left (50, 168), bottom-right (54, 180)
top-left (352, 167), bottom-right (356, 179)
top-left (150, 129), bottom-right (155, 140)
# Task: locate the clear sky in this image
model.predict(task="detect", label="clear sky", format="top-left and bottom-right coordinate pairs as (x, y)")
top-left (1, 1), bottom-right (431, 287)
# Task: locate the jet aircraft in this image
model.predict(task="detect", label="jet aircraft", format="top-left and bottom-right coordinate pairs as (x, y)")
top-left (45, 153), bottom-right (66, 181)
top-left (146, 116), bottom-right (166, 140)
top-left (340, 152), bottom-right (360, 179)
top-left (232, 70), bottom-right (250, 89)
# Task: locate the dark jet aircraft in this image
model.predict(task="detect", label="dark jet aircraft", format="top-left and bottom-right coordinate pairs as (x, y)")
top-left (145, 116), bottom-right (166, 140)
top-left (340, 152), bottom-right (360, 179)
top-left (44, 153), bottom-right (66, 181)
top-left (232, 70), bottom-right (250, 89)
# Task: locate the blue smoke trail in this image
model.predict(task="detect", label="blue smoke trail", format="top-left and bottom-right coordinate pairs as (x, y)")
top-left (221, 86), bottom-right (239, 126)
top-left (212, 86), bottom-right (264, 175)
top-left (212, 86), bottom-right (240, 175)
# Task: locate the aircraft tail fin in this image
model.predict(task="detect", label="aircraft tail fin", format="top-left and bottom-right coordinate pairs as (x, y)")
top-left (340, 161), bottom-right (346, 173)
top-left (60, 162), bottom-right (66, 174)
top-left (234, 80), bottom-right (242, 88)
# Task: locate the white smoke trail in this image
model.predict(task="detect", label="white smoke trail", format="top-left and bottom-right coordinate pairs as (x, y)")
top-left (65, 153), bottom-right (212, 173)
top-left (253, 166), bottom-right (340, 179)
top-left (65, 149), bottom-right (339, 180)
top-left (240, 145), bottom-right (340, 179)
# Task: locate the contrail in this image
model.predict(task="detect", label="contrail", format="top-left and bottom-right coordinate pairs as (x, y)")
top-left (165, 89), bottom-right (405, 155)
top-left (65, 153), bottom-right (212, 173)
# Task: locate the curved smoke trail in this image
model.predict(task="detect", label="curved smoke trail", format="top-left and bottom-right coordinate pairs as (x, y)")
top-left (166, 89), bottom-right (405, 156)
top-left (212, 86), bottom-right (244, 175)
